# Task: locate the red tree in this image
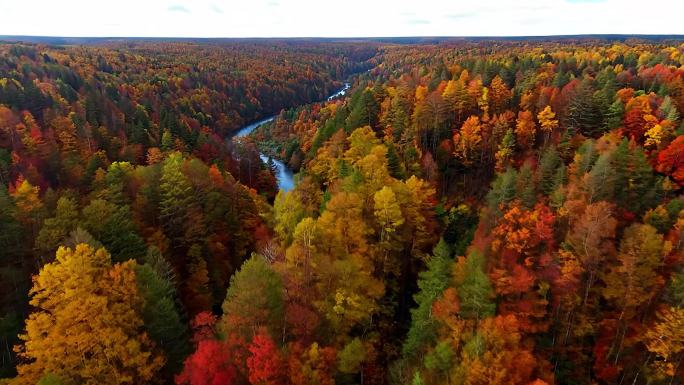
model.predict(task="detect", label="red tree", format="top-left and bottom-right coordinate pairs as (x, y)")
top-left (247, 330), bottom-right (285, 385)
top-left (176, 340), bottom-right (236, 385)
top-left (656, 135), bottom-right (684, 186)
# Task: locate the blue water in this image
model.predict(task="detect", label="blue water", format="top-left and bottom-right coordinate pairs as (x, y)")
top-left (231, 83), bottom-right (350, 192)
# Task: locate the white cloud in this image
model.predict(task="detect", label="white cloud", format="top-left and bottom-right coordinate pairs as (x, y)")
top-left (0, 0), bottom-right (682, 37)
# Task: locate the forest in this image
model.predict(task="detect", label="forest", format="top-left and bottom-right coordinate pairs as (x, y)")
top-left (0, 37), bottom-right (683, 385)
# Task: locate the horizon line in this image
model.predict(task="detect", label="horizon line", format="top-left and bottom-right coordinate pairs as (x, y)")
top-left (1, 33), bottom-right (684, 41)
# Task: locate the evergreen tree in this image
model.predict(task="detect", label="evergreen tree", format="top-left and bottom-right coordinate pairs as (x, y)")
top-left (457, 251), bottom-right (496, 320)
top-left (81, 199), bottom-right (146, 262)
top-left (516, 162), bottom-right (536, 208)
top-left (135, 262), bottom-right (190, 376)
top-left (403, 240), bottom-right (452, 358)
top-left (486, 167), bottom-right (518, 214)
top-left (564, 80), bottom-right (605, 137)
top-left (220, 255), bottom-right (284, 340)
top-left (159, 152), bottom-right (196, 244)
top-left (35, 196), bottom-right (80, 253)
top-left (585, 152), bottom-right (615, 203)
top-left (538, 147), bottom-right (562, 195)
top-left (603, 99), bottom-right (624, 131)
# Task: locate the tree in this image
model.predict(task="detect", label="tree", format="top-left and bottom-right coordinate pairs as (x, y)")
top-left (81, 199), bottom-right (146, 262)
top-left (10, 177), bottom-right (43, 227)
top-left (273, 190), bottom-right (306, 246)
top-left (453, 115), bottom-right (483, 165)
top-left (656, 135), bottom-right (684, 186)
top-left (515, 110), bottom-right (536, 150)
top-left (176, 340), bottom-right (236, 385)
top-left (184, 245), bottom-right (212, 315)
top-left (537, 106), bottom-right (558, 146)
top-left (338, 338), bottom-right (365, 374)
top-left (424, 340), bottom-right (454, 381)
top-left (565, 80), bottom-right (605, 137)
top-left (604, 99), bottom-right (624, 131)
top-left (373, 186), bottom-right (405, 244)
top-left (0, 185), bottom-right (22, 256)
top-left (35, 196), bottom-right (79, 253)
top-left (220, 255), bottom-right (284, 340)
top-left (564, 201), bottom-right (617, 306)
top-left (160, 152), bottom-right (196, 244)
top-left (14, 244), bottom-right (164, 385)
top-left (537, 147), bottom-right (562, 195)
top-left (457, 251), bottom-right (496, 320)
top-left (603, 224), bottom-right (669, 317)
top-left (644, 306), bottom-right (684, 382)
top-left (489, 75), bottom-right (512, 114)
top-left (247, 330), bottom-right (285, 385)
top-left (288, 342), bottom-right (336, 385)
top-left (403, 239), bottom-right (452, 357)
top-left (135, 262), bottom-right (190, 376)
top-left (495, 129), bottom-right (516, 172)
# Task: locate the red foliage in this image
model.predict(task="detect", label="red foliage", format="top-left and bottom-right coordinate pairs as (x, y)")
top-left (190, 311), bottom-right (218, 345)
top-left (246, 330), bottom-right (285, 385)
top-left (655, 135), bottom-right (684, 186)
top-left (176, 340), bottom-right (236, 385)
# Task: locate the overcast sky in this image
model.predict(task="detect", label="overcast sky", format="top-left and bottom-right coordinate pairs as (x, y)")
top-left (1, 0), bottom-right (682, 38)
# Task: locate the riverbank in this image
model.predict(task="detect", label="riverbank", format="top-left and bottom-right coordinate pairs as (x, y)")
top-left (229, 82), bottom-right (350, 191)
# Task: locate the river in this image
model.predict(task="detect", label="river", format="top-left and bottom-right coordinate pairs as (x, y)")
top-left (231, 82), bottom-right (350, 192)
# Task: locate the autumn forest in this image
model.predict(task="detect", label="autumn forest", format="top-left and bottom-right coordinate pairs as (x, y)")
top-left (0, 37), bottom-right (683, 385)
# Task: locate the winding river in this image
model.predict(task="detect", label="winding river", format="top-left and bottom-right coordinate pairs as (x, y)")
top-left (231, 83), bottom-right (350, 192)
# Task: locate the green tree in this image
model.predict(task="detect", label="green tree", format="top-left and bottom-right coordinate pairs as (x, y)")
top-left (338, 338), bottom-right (365, 374)
top-left (220, 255), bottom-right (284, 340)
top-left (457, 251), bottom-right (496, 320)
top-left (134, 262), bottom-right (189, 376)
top-left (81, 199), bottom-right (145, 262)
top-left (159, 152), bottom-right (196, 244)
top-left (35, 197), bottom-right (79, 253)
top-left (538, 147), bottom-right (562, 195)
top-left (403, 239), bottom-right (452, 357)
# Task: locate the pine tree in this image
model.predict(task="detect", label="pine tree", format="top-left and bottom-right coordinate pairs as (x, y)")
top-left (135, 261), bottom-right (189, 377)
top-left (457, 251), bottom-right (496, 320)
top-left (516, 162), bottom-right (536, 208)
top-left (403, 239), bottom-right (452, 358)
top-left (159, 152), bottom-right (195, 244)
top-left (35, 196), bottom-right (80, 253)
top-left (585, 152), bottom-right (615, 203)
top-left (220, 255), bottom-right (284, 340)
top-left (565, 80), bottom-right (605, 137)
top-left (487, 167), bottom-right (517, 214)
top-left (538, 147), bottom-right (562, 195)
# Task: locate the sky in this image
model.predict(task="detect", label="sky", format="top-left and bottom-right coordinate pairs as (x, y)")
top-left (0, 0), bottom-right (683, 38)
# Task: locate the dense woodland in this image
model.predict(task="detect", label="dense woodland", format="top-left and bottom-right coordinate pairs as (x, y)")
top-left (0, 38), bottom-right (683, 385)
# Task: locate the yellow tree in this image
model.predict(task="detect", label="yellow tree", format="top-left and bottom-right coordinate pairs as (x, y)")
top-left (274, 190), bottom-right (306, 247)
top-left (453, 115), bottom-right (483, 166)
top-left (489, 75), bottom-right (512, 114)
top-left (603, 224), bottom-right (670, 318)
top-left (645, 306), bottom-right (684, 382)
top-left (374, 186), bottom-right (404, 238)
top-left (14, 244), bottom-right (164, 385)
top-left (536, 106), bottom-right (558, 146)
top-left (11, 177), bottom-right (43, 231)
top-left (314, 192), bottom-right (384, 335)
top-left (373, 186), bottom-right (405, 268)
top-left (515, 110), bottom-right (536, 150)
